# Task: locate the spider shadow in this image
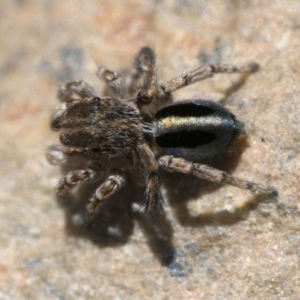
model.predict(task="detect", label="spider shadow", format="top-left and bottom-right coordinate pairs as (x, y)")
top-left (162, 137), bottom-right (271, 227)
top-left (56, 167), bottom-right (175, 266)
top-left (54, 137), bottom-right (271, 268)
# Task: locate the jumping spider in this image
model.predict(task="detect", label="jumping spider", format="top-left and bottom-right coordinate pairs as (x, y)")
top-left (47, 47), bottom-right (276, 221)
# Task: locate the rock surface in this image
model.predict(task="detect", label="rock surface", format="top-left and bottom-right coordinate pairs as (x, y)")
top-left (0, 0), bottom-right (299, 299)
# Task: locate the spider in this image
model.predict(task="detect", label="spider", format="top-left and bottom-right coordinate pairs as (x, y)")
top-left (47, 47), bottom-right (276, 221)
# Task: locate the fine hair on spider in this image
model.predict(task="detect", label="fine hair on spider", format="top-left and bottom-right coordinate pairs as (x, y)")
top-left (47, 46), bottom-right (277, 221)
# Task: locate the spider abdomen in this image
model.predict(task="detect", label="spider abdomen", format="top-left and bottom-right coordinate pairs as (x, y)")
top-left (153, 99), bottom-right (245, 161)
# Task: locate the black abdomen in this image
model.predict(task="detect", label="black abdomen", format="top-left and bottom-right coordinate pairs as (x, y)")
top-left (154, 99), bottom-right (245, 161)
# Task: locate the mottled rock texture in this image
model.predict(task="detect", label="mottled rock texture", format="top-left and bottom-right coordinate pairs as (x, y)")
top-left (0, 0), bottom-right (299, 299)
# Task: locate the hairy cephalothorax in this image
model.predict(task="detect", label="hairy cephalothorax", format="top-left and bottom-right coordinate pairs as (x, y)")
top-left (47, 47), bottom-right (276, 222)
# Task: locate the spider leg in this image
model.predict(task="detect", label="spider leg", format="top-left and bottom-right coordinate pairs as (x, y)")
top-left (96, 67), bottom-right (125, 98)
top-left (85, 174), bottom-right (125, 221)
top-left (159, 62), bottom-right (259, 95)
top-left (57, 80), bottom-right (97, 102)
top-left (132, 148), bottom-right (146, 186)
top-left (135, 47), bottom-right (157, 104)
top-left (56, 167), bottom-right (99, 196)
top-left (133, 47), bottom-right (163, 119)
top-left (137, 143), bottom-right (164, 218)
top-left (159, 156), bottom-right (277, 196)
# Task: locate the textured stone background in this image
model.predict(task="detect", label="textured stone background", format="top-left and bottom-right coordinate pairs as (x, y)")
top-left (0, 0), bottom-right (299, 299)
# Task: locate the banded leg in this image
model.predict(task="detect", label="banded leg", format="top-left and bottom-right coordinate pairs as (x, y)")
top-left (158, 62), bottom-right (259, 95)
top-left (137, 143), bottom-right (164, 218)
top-left (56, 167), bottom-right (99, 196)
top-left (57, 80), bottom-right (97, 102)
top-left (159, 156), bottom-right (277, 196)
top-left (96, 67), bottom-right (125, 98)
top-left (86, 174), bottom-right (125, 220)
top-left (135, 47), bottom-right (157, 104)
top-left (134, 47), bottom-right (160, 118)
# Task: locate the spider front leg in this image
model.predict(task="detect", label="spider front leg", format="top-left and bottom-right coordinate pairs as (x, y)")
top-left (137, 143), bottom-right (164, 218)
top-left (85, 174), bottom-right (125, 221)
top-left (57, 80), bottom-right (97, 102)
top-left (159, 62), bottom-right (259, 95)
top-left (134, 47), bottom-right (162, 119)
top-left (96, 67), bottom-right (125, 98)
top-left (135, 47), bottom-right (157, 104)
top-left (159, 156), bottom-right (277, 196)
